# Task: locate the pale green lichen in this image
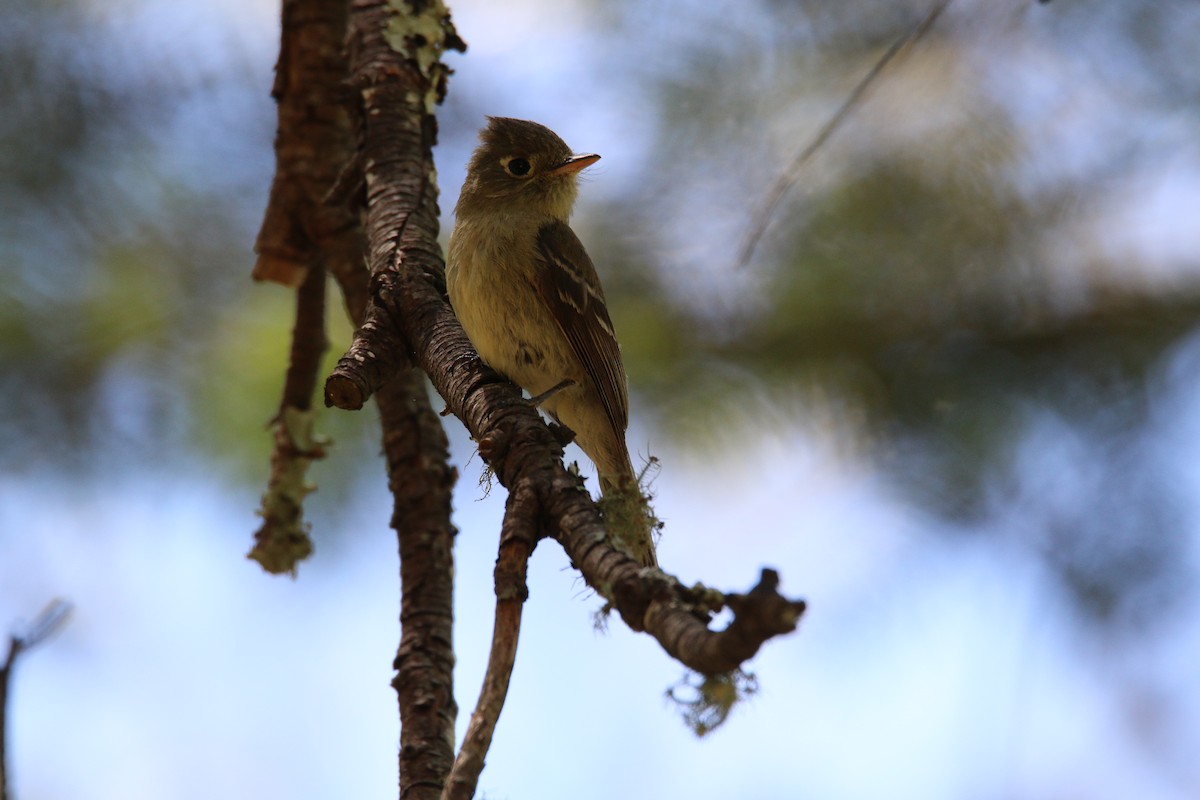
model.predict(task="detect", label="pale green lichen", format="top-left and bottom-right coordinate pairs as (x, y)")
top-left (477, 461), bottom-right (495, 498)
top-left (384, 0), bottom-right (458, 112)
top-left (666, 670), bottom-right (760, 737)
top-left (591, 603), bottom-right (613, 633)
top-left (282, 406), bottom-right (326, 453)
top-left (249, 407), bottom-right (330, 575)
top-left (596, 455), bottom-right (664, 567)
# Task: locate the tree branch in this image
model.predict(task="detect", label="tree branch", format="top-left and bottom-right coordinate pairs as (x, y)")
top-left (250, 0), bottom-right (363, 574)
top-left (253, 0), bottom-right (361, 290)
top-left (249, 263), bottom-right (328, 573)
top-left (442, 480), bottom-right (539, 800)
top-left (645, 569), bottom-right (804, 675)
top-left (2, 600), bottom-right (72, 800)
top-left (378, 374), bottom-right (458, 800)
top-left (254, 1), bottom-right (463, 797)
top-left (738, 0), bottom-right (953, 267)
top-left (333, 2), bottom-right (465, 799)
top-left (323, 42), bottom-right (805, 686)
top-left (333, 249), bottom-right (807, 675)
top-left (322, 0), bottom-right (804, 791)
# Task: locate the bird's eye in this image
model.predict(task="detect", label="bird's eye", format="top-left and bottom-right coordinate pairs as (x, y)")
top-left (505, 157), bottom-right (532, 177)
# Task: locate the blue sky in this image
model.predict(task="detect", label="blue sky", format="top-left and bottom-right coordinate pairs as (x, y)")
top-left (4, 0), bottom-right (1200, 798)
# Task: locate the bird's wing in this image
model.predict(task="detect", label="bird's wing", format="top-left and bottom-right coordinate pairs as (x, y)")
top-left (532, 220), bottom-right (629, 436)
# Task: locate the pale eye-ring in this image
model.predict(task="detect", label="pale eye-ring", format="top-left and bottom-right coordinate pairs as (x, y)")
top-left (503, 156), bottom-right (532, 177)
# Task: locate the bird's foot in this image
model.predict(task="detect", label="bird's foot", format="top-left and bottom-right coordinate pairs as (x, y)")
top-left (527, 378), bottom-right (575, 407)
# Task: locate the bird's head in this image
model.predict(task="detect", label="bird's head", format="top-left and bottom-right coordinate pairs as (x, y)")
top-left (456, 117), bottom-right (600, 222)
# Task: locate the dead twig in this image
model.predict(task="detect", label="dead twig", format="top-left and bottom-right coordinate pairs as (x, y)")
top-left (737, 0), bottom-right (953, 267)
top-left (442, 481), bottom-right (540, 800)
top-left (2, 600), bottom-right (72, 800)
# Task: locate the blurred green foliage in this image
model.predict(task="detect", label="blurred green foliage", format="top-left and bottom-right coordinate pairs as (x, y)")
top-left (583, 0), bottom-right (1200, 630)
top-left (3, 0), bottom-right (1199, 626)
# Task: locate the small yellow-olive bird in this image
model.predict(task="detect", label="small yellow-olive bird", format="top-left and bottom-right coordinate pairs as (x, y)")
top-left (446, 117), bottom-right (656, 567)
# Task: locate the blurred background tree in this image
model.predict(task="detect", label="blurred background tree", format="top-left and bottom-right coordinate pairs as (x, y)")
top-left (3, 0), bottom-right (1200, 798)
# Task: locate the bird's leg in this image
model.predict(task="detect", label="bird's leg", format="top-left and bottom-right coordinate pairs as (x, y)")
top-left (527, 378), bottom-right (575, 407)
top-left (526, 380), bottom-right (578, 446)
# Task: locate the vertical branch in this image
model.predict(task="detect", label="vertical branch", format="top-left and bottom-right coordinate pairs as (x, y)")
top-left (253, 0), bottom-right (360, 290)
top-left (377, 375), bottom-right (458, 800)
top-left (340, 2), bottom-right (465, 798)
top-left (254, 0), bottom-right (463, 797)
top-left (250, 0), bottom-right (361, 573)
top-left (249, 263), bottom-right (329, 573)
top-left (1, 600), bottom-right (72, 800)
top-left (1, 642), bottom-right (10, 800)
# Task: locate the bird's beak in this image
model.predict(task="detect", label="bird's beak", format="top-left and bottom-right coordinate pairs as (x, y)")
top-left (548, 153), bottom-right (600, 176)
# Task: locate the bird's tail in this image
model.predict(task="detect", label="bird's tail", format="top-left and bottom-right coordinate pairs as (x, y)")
top-left (599, 461), bottom-right (658, 568)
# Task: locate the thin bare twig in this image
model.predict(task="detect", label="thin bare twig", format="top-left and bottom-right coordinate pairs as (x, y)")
top-left (737, 0), bottom-right (953, 268)
top-left (2, 600), bottom-right (72, 800)
top-left (442, 481), bottom-right (539, 800)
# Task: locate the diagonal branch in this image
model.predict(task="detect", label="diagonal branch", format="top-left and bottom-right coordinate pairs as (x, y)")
top-left (323, 0), bottom-right (804, 791)
top-left (737, 0), bottom-right (954, 267)
top-left (325, 54), bottom-right (804, 689)
top-left (332, 244), bottom-right (807, 675)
